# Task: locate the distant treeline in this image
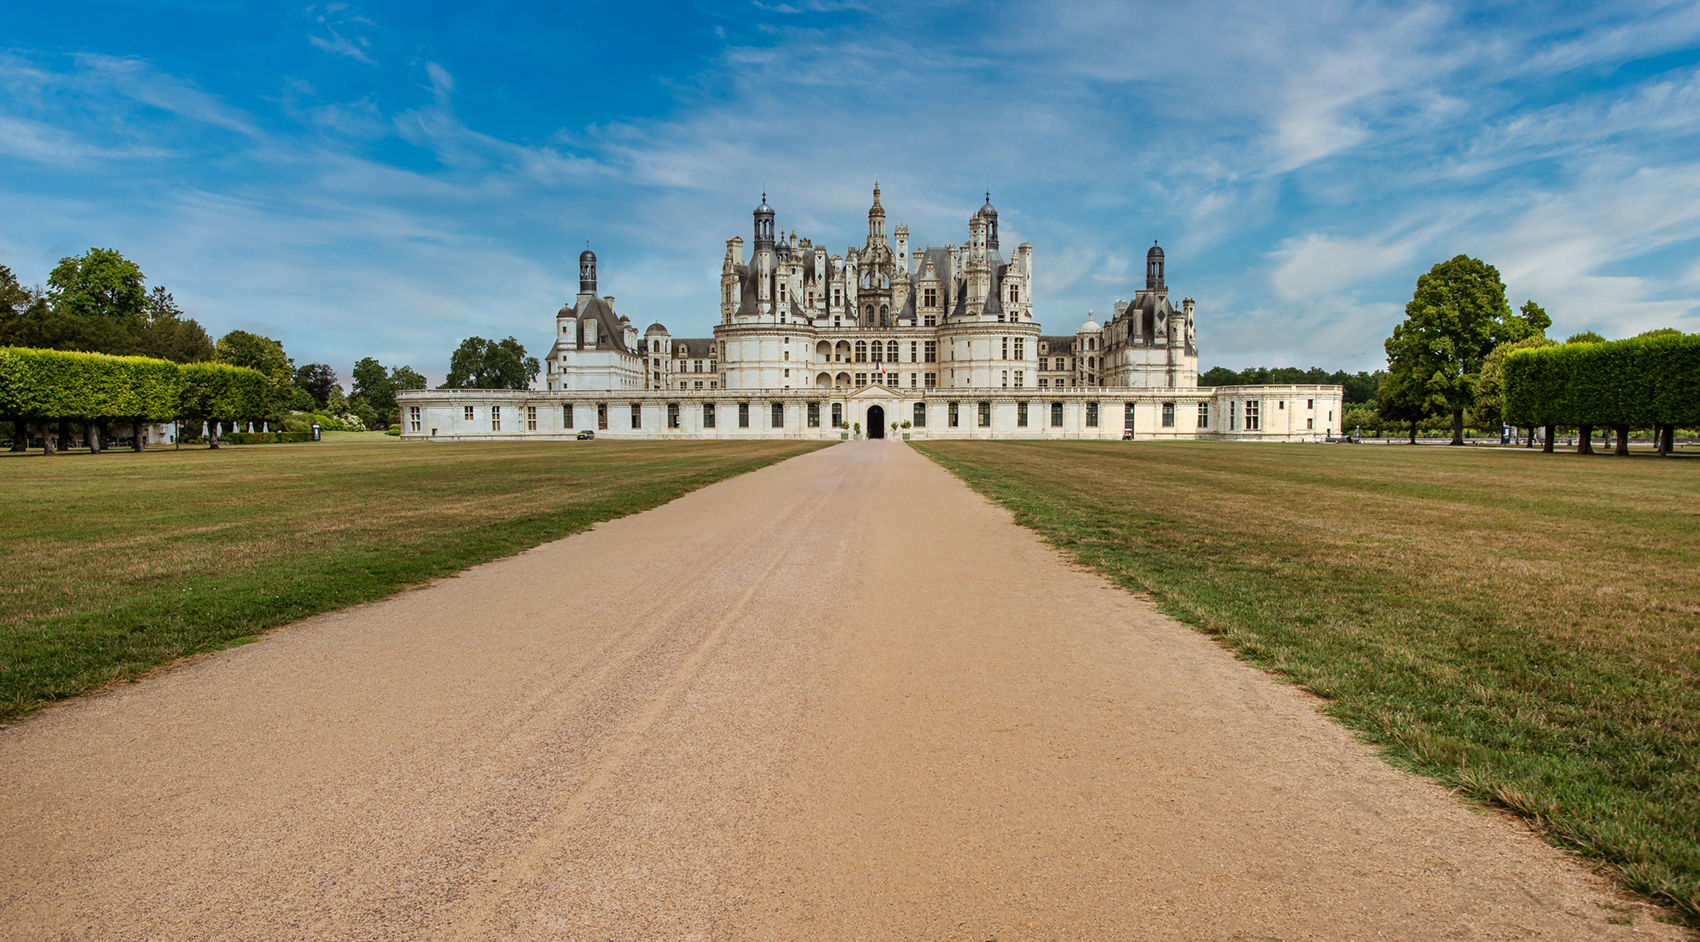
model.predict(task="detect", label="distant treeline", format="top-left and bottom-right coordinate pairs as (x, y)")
top-left (1198, 366), bottom-right (1383, 405)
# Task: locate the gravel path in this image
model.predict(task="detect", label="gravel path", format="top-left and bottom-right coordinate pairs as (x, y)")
top-left (0, 441), bottom-right (1677, 940)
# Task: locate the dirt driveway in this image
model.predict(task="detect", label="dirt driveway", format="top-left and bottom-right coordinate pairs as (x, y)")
top-left (0, 441), bottom-right (1676, 940)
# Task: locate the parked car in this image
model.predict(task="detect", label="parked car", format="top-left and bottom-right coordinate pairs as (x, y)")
top-left (576, 429), bottom-right (595, 440)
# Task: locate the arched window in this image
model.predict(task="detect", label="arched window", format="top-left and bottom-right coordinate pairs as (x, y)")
top-left (871, 342), bottom-right (882, 363)
top-left (880, 303), bottom-right (889, 328)
top-left (887, 340), bottom-right (899, 361)
top-left (855, 341), bottom-right (868, 363)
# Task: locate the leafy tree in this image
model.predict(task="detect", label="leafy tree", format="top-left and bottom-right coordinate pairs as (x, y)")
top-left (1384, 256), bottom-right (1542, 445)
top-left (390, 364), bottom-right (426, 392)
top-left (1377, 369), bottom-right (1429, 444)
top-left (294, 363), bottom-right (340, 407)
top-left (1567, 331), bottom-right (1605, 344)
top-left (1634, 328), bottom-right (1682, 339)
top-left (134, 287), bottom-right (214, 363)
top-left (443, 336), bottom-right (539, 390)
top-left (215, 331), bottom-right (293, 388)
top-left (46, 249), bottom-right (147, 325)
top-left (1196, 364), bottom-right (1385, 405)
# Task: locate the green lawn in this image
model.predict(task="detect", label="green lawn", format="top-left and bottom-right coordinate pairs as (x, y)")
top-left (915, 440), bottom-right (1700, 925)
top-left (0, 439), bottom-right (826, 722)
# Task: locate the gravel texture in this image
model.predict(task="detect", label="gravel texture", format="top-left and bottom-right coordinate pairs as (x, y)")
top-left (0, 441), bottom-right (1679, 940)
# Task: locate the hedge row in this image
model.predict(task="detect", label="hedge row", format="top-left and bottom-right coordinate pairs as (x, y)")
top-left (222, 431), bottom-right (311, 445)
top-left (1503, 334), bottom-right (1700, 429)
top-left (0, 347), bottom-right (267, 422)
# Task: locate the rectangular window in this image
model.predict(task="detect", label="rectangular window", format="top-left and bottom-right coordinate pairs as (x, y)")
top-left (679, 382), bottom-right (687, 390)
top-left (1307, 417), bottom-right (1314, 429)
top-left (808, 402), bottom-right (820, 427)
top-left (1051, 401), bottom-right (1064, 427)
top-left (1125, 402), bottom-right (1136, 429)
top-left (856, 372), bottom-right (868, 386)
top-left (710, 381), bottom-right (718, 389)
top-left (1198, 402), bottom-right (1209, 428)
top-left (924, 340), bottom-right (937, 362)
top-left (1246, 400), bottom-right (1260, 431)
top-left (738, 402), bottom-right (750, 428)
top-left (949, 401), bottom-right (960, 428)
top-left (1162, 402), bottom-right (1175, 428)
top-left (1039, 357), bottom-right (1049, 371)
top-left (832, 402), bottom-right (843, 428)
top-left (1086, 402), bottom-right (1099, 427)
top-left (923, 315), bottom-right (936, 327)
top-left (1013, 338), bottom-right (1024, 359)
top-left (563, 404), bottom-right (573, 429)
top-left (1229, 401), bottom-right (1237, 430)
top-left (1014, 370), bottom-right (1024, 388)
top-left (911, 373), bottom-right (918, 388)
top-left (923, 286), bottom-right (938, 306)
top-left (597, 402), bottom-right (608, 430)
top-left (630, 403), bottom-right (641, 429)
top-left (1001, 337), bottom-right (1009, 359)
top-left (978, 401), bottom-right (991, 427)
top-left (704, 403), bottom-right (716, 428)
top-left (1279, 400), bottom-right (1285, 410)
top-left (491, 406), bottom-right (501, 431)
top-left (465, 405), bottom-right (475, 421)
top-left (771, 402), bottom-right (783, 428)
top-left (694, 380), bottom-right (703, 389)
top-left (1039, 377), bottom-right (1048, 389)
top-left (1009, 283), bottom-right (1019, 303)
top-left (527, 405), bottom-right (537, 431)
top-left (924, 372), bottom-right (937, 388)
top-left (667, 402), bottom-right (680, 429)
top-left (409, 406), bottom-right (421, 432)
top-left (1307, 398), bottom-right (1314, 409)
top-left (1017, 401), bottom-right (1028, 427)
top-left (910, 341), bottom-right (918, 362)
top-left (1001, 370), bottom-right (1009, 388)
top-left (913, 401), bottom-right (926, 427)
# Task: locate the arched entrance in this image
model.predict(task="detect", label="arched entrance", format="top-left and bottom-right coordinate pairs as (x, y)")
top-left (867, 404), bottom-right (886, 439)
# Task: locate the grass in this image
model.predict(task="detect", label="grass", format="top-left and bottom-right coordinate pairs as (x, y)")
top-left (0, 438), bottom-right (827, 722)
top-left (913, 440), bottom-right (1700, 925)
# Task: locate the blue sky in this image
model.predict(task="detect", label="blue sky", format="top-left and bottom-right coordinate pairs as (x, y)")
top-left (3, 1), bottom-right (1699, 385)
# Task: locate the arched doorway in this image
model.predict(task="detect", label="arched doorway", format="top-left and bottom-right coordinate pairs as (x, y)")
top-left (867, 404), bottom-right (886, 438)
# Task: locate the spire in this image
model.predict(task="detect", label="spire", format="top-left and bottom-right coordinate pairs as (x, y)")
top-left (867, 182), bottom-right (886, 242)
top-left (754, 191), bottom-right (775, 252)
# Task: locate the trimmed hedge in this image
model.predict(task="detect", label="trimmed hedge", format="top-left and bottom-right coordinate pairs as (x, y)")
top-left (180, 361), bottom-right (268, 421)
top-left (223, 431), bottom-right (311, 445)
top-left (1504, 334), bottom-right (1700, 429)
top-left (0, 347), bottom-right (184, 421)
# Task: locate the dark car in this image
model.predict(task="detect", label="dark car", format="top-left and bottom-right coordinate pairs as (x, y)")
top-left (576, 430), bottom-right (595, 440)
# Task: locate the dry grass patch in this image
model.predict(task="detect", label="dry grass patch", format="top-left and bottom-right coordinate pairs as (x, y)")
top-left (915, 440), bottom-right (1700, 925)
top-left (0, 439), bottom-right (827, 721)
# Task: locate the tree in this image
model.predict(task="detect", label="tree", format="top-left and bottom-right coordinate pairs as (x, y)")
top-left (294, 363), bottom-right (340, 407)
top-left (215, 331), bottom-right (293, 389)
top-left (1567, 331), bottom-right (1605, 344)
top-left (46, 249), bottom-right (147, 325)
top-left (134, 287), bottom-right (215, 363)
top-left (1384, 256), bottom-right (1540, 445)
top-left (443, 336), bottom-right (539, 390)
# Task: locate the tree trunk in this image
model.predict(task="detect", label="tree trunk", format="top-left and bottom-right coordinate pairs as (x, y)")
top-left (57, 419), bottom-right (73, 453)
top-left (1661, 424), bottom-right (1675, 455)
top-left (9, 417), bottom-right (26, 452)
top-left (208, 420), bottom-right (221, 449)
top-left (132, 419), bottom-right (145, 452)
top-left (1525, 425), bottom-right (1535, 448)
top-left (1542, 424), bottom-right (1555, 453)
top-left (1614, 424), bottom-right (1630, 456)
top-left (88, 420), bottom-right (103, 454)
top-left (1577, 425), bottom-right (1594, 455)
top-left (1408, 421), bottom-right (1418, 445)
top-left (43, 420), bottom-right (57, 455)
top-left (1450, 409), bottom-right (1465, 445)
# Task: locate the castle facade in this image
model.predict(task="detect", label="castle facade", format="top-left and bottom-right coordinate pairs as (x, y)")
top-left (400, 188), bottom-right (1342, 442)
